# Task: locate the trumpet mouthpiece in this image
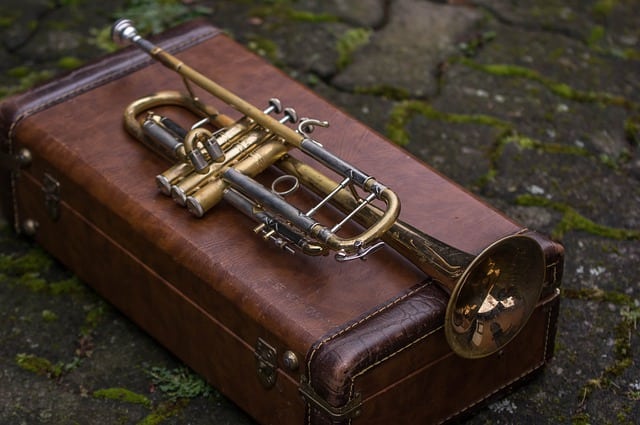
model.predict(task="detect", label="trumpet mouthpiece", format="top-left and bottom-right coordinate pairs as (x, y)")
top-left (111, 18), bottom-right (138, 46)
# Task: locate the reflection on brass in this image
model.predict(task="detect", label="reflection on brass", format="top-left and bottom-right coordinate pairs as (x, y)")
top-left (278, 156), bottom-right (546, 358)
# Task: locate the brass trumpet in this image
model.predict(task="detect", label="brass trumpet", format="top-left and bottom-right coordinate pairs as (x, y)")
top-left (112, 19), bottom-right (546, 359)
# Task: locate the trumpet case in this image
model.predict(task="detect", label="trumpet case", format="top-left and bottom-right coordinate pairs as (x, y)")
top-left (0, 20), bottom-right (563, 425)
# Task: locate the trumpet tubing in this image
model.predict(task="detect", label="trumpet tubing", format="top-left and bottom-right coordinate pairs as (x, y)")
top-left (112, 18), bottom-right (546, 359)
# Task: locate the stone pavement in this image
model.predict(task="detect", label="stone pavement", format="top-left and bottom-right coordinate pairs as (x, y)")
top-left (1, 0), bottom-right (639, 424)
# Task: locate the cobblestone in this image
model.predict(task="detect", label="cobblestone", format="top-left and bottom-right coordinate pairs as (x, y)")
top-left (1, 1), bottom-right (639, 424)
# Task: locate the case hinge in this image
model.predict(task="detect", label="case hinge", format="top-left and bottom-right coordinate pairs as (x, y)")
top-left (299, 376), bottom-right (362, 420)
top-left (255, 338), bottom-right (277, 389)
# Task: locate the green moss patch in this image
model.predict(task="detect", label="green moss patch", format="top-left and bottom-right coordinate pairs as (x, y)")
top-left (0, 249), bottom-right (52, 276)
top-left (138, 399), bottom-right (188, 425)
top-left (250, 1), bottom-right (338, 24)
top-left (93, 387), bottom-right (152, 409)
top-left (57, 56), bottom-right (84, 70)
top-left (516, 194), bottom-right (640, 240)
top-left (80, 302), bottom-right (108, 336)
top-left (458, 58), bottom-right (635, 109)
top-left (15, 353), bottom-right (63, 378)
top-left (387, 99), bottom-right (512, 146)
top-left (336, 28), bottom-right (371, 70)
top-left (563, 286), bottom-right (638, 414)
top-left (246, 36), bottom-right (280, 63)
top-left (146, 366), bottom-right (212, 400)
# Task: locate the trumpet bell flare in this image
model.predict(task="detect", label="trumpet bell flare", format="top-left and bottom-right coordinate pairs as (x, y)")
top-left (445, 234), bottom-right (546, 359)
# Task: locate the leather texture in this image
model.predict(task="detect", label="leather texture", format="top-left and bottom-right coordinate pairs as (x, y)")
top-left (0, 19), bottom-right (221, 232)
top-left (0, 20), bottom-right (564, 425)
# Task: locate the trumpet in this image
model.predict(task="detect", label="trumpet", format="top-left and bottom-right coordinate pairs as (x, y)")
top-left (112, 19), bottom-right (546, 359)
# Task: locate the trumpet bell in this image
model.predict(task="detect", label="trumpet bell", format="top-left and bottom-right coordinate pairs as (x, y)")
top-left (445, 234), bottom-right (546, 359)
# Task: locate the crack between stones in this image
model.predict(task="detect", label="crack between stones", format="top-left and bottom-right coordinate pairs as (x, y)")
top-left (469, 1), bottom-right (588, 43)
top-left (2, 1), bottom-right (64, 54)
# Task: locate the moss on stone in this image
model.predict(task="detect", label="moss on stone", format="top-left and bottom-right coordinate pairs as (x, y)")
top-left (88, 26), bottom-right (119, 53)
top-left (458, 58), bottom-right (635, 109)
top-left (115, 0), bottom-right (212, 35)
top-left (93, 387), bottom-right (152, 409)
top-left (250, 1), bottom-right (338, 23)
top-left (81, 302), bottom-right (108, 336)
top-left (1, 68), bottom-right (54, 99)
top-left (0, 14), bottom-right (18, 28)
top-left (286, 9), bottom-right (338, 23)
top-left (624, 114), bottom-right (640, 145)
top-left (336, 28), bottom-right (372, 70)
top-left (41, 309), bottom-right (59, 322)
top-left (564, 284), bottom-right (637, 413)
top-left (502, 134), bottom-right (590, 156)
top-left (146, 366), bottom-right (212, 401)
top-left (587, 25), bottom-right (606, 47)
top-left (386, 99), bottom-right (511, 145)
top-left (516, 194), bottom-right (640, 240)
top-left (49, 276), bottom-right (85, 295)
top-left (562, 287), bottom-right (632, 305)
top-left (57, 56), bottom-right (84, 70)
top-left (591, 0), bottom-right (618, 18)
top-left (138, 400), bottom-right (188, 425)
top-left (356, 85), bottom-right (410, 103)
top-left (17, 273), bottom-right (48, 292)
top-left (246, 37), bottom-right (280, 63)
top-left (578, 304), bottom-right (636, 409)
top-left (0, 249), bottom-right (52, 276)
top-left (15, 353), bottom-right (63, 378)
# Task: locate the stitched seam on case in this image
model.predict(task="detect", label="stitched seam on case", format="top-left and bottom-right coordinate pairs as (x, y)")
top-left (438, 304), bottom-right (554, 424)
top-left (6, 26), bottom-right (218, 233)
top-left (306, 282), bottom-right (430, 375)
top-left (305, 281), bottom-right (432, 425)
top-left (546, 260), bottom-right (560, 286)
top-left (343, 324), bottom-right (445, 425)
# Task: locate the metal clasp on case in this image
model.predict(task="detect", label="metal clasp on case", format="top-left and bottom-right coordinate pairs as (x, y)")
top-left (255, 338), bottom-right (277, 389)
top-left (299, 376), bottom-right (362, 420)
top-left (43, 173), bottom-right (61, 221)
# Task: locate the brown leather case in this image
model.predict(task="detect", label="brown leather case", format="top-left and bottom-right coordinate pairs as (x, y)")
top-left (0, 21), bottom-right (563, 425)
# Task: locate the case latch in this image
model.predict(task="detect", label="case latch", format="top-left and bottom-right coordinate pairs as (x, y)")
top-left (299, 376), bottom-right (362, 420)
top-left (255, 337), bottom-right (277, 389)
top-left (43, 173), bottom-right (61, 221)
